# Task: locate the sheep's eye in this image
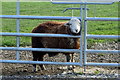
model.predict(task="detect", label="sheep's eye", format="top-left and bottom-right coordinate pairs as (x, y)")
top-left (67, 23), bottom-right (72, 25)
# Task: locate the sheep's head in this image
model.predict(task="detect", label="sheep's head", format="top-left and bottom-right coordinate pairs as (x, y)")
top-left (64, 18), bottom-right (81, 35)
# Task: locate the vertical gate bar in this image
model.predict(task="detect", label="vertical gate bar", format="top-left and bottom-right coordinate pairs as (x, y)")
top-left (83, 4), bottom-right (87, 72)
top-left (80, 4), bottom-right (83, 66)
top-left (16, 0), bottom-right (20, 60)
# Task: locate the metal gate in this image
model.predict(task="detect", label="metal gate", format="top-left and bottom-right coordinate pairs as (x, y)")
top-left (0, 0), bottom-right (120, 70)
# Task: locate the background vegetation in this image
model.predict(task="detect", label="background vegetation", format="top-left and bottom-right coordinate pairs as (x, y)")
top-left (1, 2), bottom-right (119, 47)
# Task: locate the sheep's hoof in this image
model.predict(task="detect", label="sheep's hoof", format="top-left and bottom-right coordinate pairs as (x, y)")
top-left (33, 67), bottom-right (36, 72)
top-left (68, 67), bottom-right (73, 70)
top-left (33, 69), bottom-right (37, 73)
top-left (62, 70), bottom-right (74, 75)
top-left (40, 66), bottom-right (47, 70)
top-left (57, 66), bottom-right (68, 70)
top-left (68, 66), bottom-right (76, 70)
top-left (33, 67), bottom-right (39, 72)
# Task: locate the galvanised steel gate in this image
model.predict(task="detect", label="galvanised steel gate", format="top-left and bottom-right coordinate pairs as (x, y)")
top-left (0, 0), bottom-right (120, 70)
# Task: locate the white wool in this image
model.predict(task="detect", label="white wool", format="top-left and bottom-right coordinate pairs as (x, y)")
top-left (65, 18), bottom-right (81, 34)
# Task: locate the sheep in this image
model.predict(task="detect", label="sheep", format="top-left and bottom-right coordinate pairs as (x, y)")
top-left (31, 18), bottom-right (81, 72)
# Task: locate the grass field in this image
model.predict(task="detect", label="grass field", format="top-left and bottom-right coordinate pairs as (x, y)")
top-left (1, 2), bottom-right (119, 47)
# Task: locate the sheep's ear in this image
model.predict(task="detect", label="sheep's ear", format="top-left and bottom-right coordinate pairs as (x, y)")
top-left (64, 22), bottom-right (70, 27)
top-left (79, 19), bottom-right (81, 23)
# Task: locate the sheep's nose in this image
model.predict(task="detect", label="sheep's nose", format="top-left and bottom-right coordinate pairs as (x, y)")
top-left (75, 29), bottom-right (78, 33)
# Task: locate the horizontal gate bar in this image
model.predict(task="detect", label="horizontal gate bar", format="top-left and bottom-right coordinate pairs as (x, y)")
top-left (87, 34), bottom-right (120, 39)
top-left (85, 62), bottom-right (119, 67)
top-left (86, 49), bottom-right (119, 54)
top-left (0, 47), bottom-right (81, 53)
top-left (1, 15), bottom-right (119, 21)
top-left (0, 32), bottom-right (81, 38)
top-left (0, 15), bottom-right (81, 20)
top-left (86, 17), bottom-right (120, 21)
top-left (2, 47), bottom-right (119, 54)
top-left (51, 1), bottom-right (114, 5)
top-left (63, 8), bottom-right (89, 13)
top-left (0, 60), bottom-right (82, 66)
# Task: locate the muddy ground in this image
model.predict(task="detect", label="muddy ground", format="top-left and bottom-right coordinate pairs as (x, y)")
top-left (0, 42), bottom-right (120, 79)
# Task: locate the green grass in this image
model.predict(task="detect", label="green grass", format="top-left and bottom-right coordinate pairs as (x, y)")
top-left (94, 70), bottom-right (101, 75)
top-left (1, 2), bottom-right (119, 47)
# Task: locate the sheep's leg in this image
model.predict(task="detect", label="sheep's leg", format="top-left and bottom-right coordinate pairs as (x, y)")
top-left (66, 54), bottom-right (71, 62)
top-left (38, 55), bottom-right (46, 70)
top-left (65, 54), bottom-right (73, 70)
top-left (33, 57), bottom-right (37, 72)
top-left (66, 53), bottom-right (75, 70)
top-left (71, 53), bottom-right (75, 69)
top-left (32, 51), bottom-right (41, 72)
